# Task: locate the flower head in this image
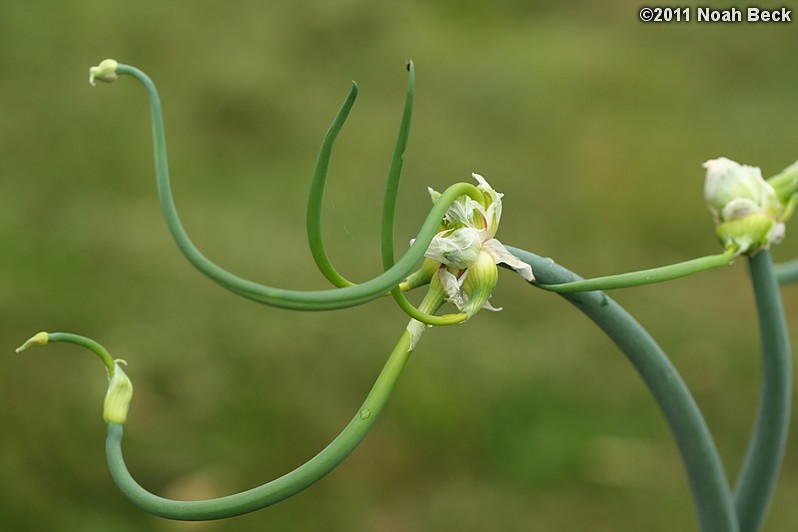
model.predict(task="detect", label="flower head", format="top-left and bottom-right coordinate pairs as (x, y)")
top-left (703, 157), bottom-right (788, 254)
top-left (421, 173), bottom-right (533, 318)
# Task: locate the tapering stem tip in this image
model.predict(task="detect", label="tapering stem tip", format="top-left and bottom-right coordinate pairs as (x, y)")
top-left (15, 331), bottom-right (49, 353)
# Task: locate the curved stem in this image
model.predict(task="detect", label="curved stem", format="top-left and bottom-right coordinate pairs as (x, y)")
top-left (106, 330), bottom-right (414, 520)
top-left (376, 60), bottom-right (466, 326)
top-left (506, 245), bottom-right (738, 532)
top-left (734, 250), bottom-right (792, 532)
top-left (390, 286), bottom-right (466, 325)
top-left (16, 332), bottom-right (116, 375)
top-left (380, 60), bottom-right (414, 271)
top-left (305, 81), bottom-right (359, 288)
top-left (110, 64), bottom-right (483, 311)
top-left (773, 257), bottom-right (798, 284)
top-left (536, 247), bottom-right (736, 293)
top-left (300, 61), bottom-right (464, 325)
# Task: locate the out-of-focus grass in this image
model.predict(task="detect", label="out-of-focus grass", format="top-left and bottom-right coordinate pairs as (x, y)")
top-left (2, 1), bottom-right (798, 530)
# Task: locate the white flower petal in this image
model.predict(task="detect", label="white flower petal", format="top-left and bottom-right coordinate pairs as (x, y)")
top-left (425, 227), bottom-right (483, 269)
top-left (444, 196), bottom-right (485, 228)
top-left (767, 222), bottom-right (786, 246)
top-left (438, 268), bottom-right (467, 310)
top-left (472, 173), bottom-right (503, 235)
top-left (428, 187), bottom-right (441, 204)
top-left (721, 197), bottom-right (762, 222)
top-left (483, 239), bottom-right (535, 281)
top-left (704, 157), bottom-right (781, 222)
top-left (472, 172), bottom-right (489, 188)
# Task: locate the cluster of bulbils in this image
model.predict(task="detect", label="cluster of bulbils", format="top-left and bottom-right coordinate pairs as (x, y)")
top-left (403, 173), bottom-right (534, 348)
top-left (418, 173), bottom-right (533, 310)
top-left (704, 157), bottom-right (797, 255)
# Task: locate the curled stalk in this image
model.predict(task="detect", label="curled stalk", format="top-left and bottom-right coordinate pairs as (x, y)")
top-left (105, 331), bottom-right (415, 520)
top-left (305, 80), bottom-right (358, 289)
top-left (506, 246), bottom-right (738, 532)
top-left (304, 60), bottom-right (465, 325)
top-left (96, 283), bottom-right (440, 520)
top-left (16, 330), bottom-right (420, 520)
top-left (536, 246), bottom-right (737, 293)
top-left (16, 332), bottom-right (133, 424)
top-left (378, 61), bottom-right (466, 325)
top-left (93, 60), bottom-right (483, 312)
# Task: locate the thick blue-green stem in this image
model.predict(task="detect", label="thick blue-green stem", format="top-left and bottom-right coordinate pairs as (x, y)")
top-left (774, 257), bottom-right (798, 284)
top-left (106, 331), bottom-right (414, 520)
top-left (734, 250), bottom-right (792, 532)
top-left (507, 246), bottom-right (738, 532)
top-left (111, 64), bottom-right (482, 312)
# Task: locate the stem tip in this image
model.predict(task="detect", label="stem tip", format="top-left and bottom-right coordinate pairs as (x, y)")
top-left (15, 332), bottom-right (49, 353)
top-left (89, 58), bottom-right (119, 86)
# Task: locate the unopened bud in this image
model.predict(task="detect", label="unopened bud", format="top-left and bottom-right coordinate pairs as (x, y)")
top-left (704, 157), bottom-right (786, 254)
top-left (103, 360), bottom-right (133, 424)
top-left (460, 249), bottom-right (500, 317)
top-left (89, 59), bottom-right (119, 86)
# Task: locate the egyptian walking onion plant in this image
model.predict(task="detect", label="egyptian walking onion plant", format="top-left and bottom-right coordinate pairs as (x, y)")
top-left (13, 58), bottom-right (798, 530)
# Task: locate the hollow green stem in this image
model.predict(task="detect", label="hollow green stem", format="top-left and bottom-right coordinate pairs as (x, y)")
top-left (381, 60), bottom-right (414, 272)
top-left (16, 332), bottom-right (133, 423)
top-left (105, 64), bottom-right (483, 311)
top-left (506, 245), bottom-right (738, 532)
top-left (106, 283), bottom-right (445, 521)
top-left (536, 246), bottom-right (737, 293)
top-left (734, 250), bottom-right (792, 532)
top-left (300, 61), bottom-right (464, 325)
top-left (773, 257), bottom-right (798, 284)
top-left (376, 61), bottom-right (467, 325)
top-left (305, 81), bottom-right (359, 288)
top-left (106, 331), bottom-right (411, 520)
top-left (16, 332), bottom-right (116, 375)
top-left (390, 286), bottom-right (467, 325)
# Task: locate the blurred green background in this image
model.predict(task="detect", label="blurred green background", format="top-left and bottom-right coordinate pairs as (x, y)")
top-left (2, 1), bottom-right (798, 530)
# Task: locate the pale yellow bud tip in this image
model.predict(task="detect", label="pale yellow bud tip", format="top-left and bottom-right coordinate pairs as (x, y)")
top-left (89, 59), bottom-right (119, 86)
top-left (103, 360), bottom-right (133, 424)
top-left (15, 332), bottom-right (49, 353)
